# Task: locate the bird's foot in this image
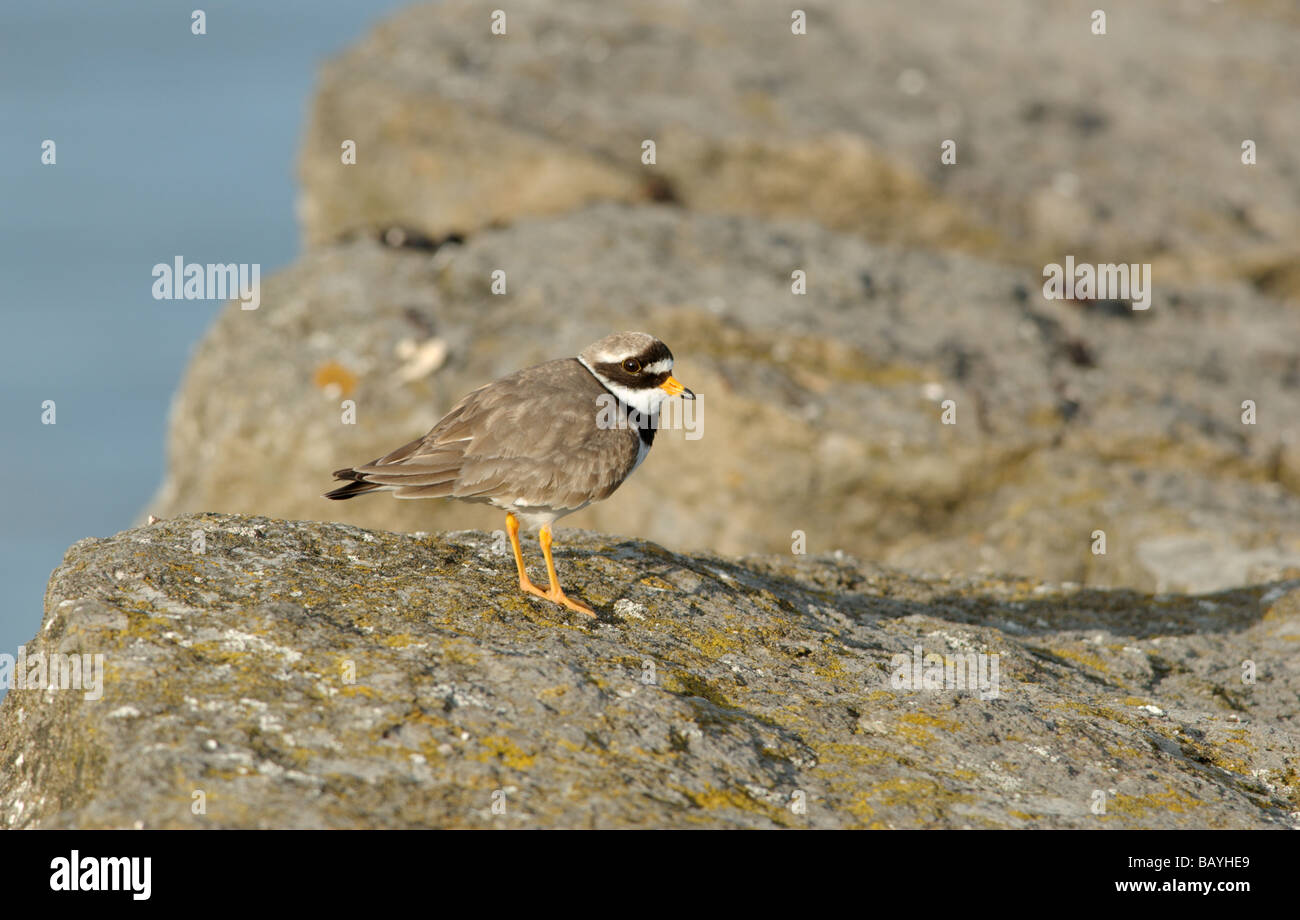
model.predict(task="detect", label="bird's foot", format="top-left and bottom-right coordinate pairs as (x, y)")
top-left (548, 589), bottom-right (596, 618)
top-left (519, 578), bottom-right (595, 617)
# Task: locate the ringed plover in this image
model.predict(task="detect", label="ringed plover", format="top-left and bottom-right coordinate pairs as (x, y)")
top-left (324, 332), bottom-right (694, 617)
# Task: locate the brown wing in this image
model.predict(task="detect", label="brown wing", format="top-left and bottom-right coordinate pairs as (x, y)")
top-left (339, 359), bottom-right (642, 510)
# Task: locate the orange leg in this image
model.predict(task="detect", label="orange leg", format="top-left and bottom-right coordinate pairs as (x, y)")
top-left (505, 515), bottom-right (594, 616)
top-left (506, 512), bottom-right (547, 599)
top-left (539, 524), bottom-right (595, 616)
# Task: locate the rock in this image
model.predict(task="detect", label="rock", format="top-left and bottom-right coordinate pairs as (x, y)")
top-left (147, 205), bottom-right (1300, 592)
top-left (1, 514), bottom-right (1296, 828)
top-left (299, 0), bottom-right (1300, 297)
top-left (298, 0), bottom-right (989, 256)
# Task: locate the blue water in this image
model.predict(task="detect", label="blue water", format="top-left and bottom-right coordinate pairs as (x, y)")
top-left (0, 0), bottom-right (415, 694)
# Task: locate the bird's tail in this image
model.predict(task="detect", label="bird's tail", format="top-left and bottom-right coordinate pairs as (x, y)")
top-left (323, 468), bottom-right (384, 500)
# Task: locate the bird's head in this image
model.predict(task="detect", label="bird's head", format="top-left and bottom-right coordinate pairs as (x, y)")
top-left (578, 332), bottom-right (694, 418)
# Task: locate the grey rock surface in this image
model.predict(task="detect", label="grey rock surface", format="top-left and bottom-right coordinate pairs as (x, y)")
top-left (1, 514), bottom-right (1296, 829)
top-left (300, 0), bottom-right (1300, 298)
top-left (148, 205), bottom-right (1300, 592)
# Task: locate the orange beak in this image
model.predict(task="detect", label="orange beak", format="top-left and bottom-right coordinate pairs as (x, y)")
top-left (659, 375), bottom-right (695, 399)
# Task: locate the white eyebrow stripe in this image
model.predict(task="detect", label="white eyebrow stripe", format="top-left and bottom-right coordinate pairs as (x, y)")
top-left (641, 359), bottom-right (673, 375)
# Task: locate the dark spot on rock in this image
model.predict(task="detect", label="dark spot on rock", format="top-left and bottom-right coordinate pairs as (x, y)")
top-left (1021, 100), bottom-right (1048, 122)
top-left (939, 341), bottom-right (977, 381)
top-left (644, 175), bottom-right (680, 203)
top-left (1282, 355), bottom-right (1300, 389)
top-left (379, 226), bottom-right (464, 252)
top-left (1071, 108), bottom-right (1109, 135)
top-left (1061, 338), bottom-right (1095, 368)
top-left (1070, 298), bottom-right (1134, 319)
top-left (403, 308), bottom-right (438, 338)
top-left (1247, 259), bottom-right (1300, 297)
top-left (1199, 350), bottom-right (1228, 385)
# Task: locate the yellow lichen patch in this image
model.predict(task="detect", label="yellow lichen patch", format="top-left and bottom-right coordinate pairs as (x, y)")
top-left (840, 794), bottom-right (878, 826)
top-left (664, 671), bottom-right (737, 711)
top-left (688, 632), bottom-right (746, 661)
top-left (1048, 646), bottom-right (1112, 675)
top-left (894, 711), bottom-right (961, 747)
top-left (312, 360), bottom-right (358, 398)
top-left (673, 783), bottom-right (787, 825)
top-left (202, 767), bottom-right (255, 782)
top-left (111, 612), bottom-right (172, 646)
top-left (338, 684), bottom-right (379, 698)
top-left (1049, 699), bottom-right (1143, 730)
top-left (395, 706), bottom-right (452, 733)
top-left (1104, 740), bottom-right (1147, 762)
top-left (440, 641), bottom-right (481, 665)
top-left (185, 641), bottom-right (254, 669)
top-left (413, 740), bottom-right (448, 764)
top-left (381, 632), bottom-right (418, 649)
top-left (815, 741), bottom-right (893, 771)
top-left (864, 777), bottom-right (974, 822)
top-left (474, 735), bottom-right (536, 770)
top-left (1261, 589), bottom-right (1300, 622)
top-left (1104, 786), bottom-right (1201, 819)
top-left (809, 645), bottom-right (851, 684)
top-left (637, 575), bottom-right (676, 591)
top-left (1178, 733), bottom-right (1254, 776)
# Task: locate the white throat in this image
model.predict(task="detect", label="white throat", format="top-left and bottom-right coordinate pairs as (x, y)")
top-left (578, 356), bottom-right (670, 420)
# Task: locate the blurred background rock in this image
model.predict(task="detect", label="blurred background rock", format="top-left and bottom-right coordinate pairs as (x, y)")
top-left (152, 0), bottom-right (1300, 593)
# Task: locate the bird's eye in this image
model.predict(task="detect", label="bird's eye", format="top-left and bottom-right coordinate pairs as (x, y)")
top-left (622, 358), bottom-right (641, 373)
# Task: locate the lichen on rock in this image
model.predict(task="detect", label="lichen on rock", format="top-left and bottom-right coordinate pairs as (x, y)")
top-left (1, 514), bottom-right (1295, 828)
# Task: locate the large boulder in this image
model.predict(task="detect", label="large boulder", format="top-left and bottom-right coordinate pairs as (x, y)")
top-left (299, 0), bottom-right (1300, 297)
top-left (1, 514), bottom-right (1296, 828)
top-left (152, 0), bottom-right (1300, 592)
top-left (147, 205), bottom-right (1300, 592)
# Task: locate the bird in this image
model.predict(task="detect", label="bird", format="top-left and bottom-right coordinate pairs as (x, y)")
top-left (324, 332), bottom-right (694, 617)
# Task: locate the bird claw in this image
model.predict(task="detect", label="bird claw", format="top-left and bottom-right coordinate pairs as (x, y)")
top-left (518, 578), bottom-right (595, 617)
top-left (551, 591), bottom-right (596, 617)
